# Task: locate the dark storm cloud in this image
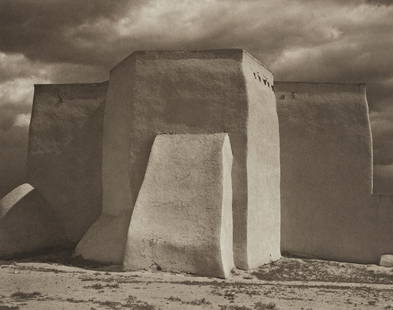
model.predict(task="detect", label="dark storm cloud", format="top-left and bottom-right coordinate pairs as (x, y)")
top-left (365, 0), bottom-right (393, 6)
top-left (1, 0), bottom-right (391, 80)
top-left (0, 0), bottom-right (144, 66)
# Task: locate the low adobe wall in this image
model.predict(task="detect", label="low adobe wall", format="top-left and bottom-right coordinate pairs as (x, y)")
top-left (27, 82), bottom-right (107, 244)
top-left (276, 81), bottom-right (393, 263)
top-left (0, 184), bottom-right (65, 258)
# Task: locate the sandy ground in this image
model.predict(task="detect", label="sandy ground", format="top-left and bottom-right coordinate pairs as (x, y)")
top-left (0, 252), bottom-right (392, 310)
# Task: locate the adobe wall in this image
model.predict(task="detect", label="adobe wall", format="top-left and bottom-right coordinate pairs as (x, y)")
top-left (78, 49), bottom-right (280, 268)
top-left (276, 82), bottom-right (393, 263)
top-left (124, 134), bottom-right (234, 278)
top-left (27, 82), bottom-right (107, 244)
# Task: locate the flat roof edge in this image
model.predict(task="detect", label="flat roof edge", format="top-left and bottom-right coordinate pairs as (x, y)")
top-left (111, 48), bottom-right (269, 73)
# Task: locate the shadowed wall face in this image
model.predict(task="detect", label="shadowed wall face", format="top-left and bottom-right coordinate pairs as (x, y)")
top-left (28, 82), bottom-right (107, 244)
top-left (276, 82), bottom-right (393, 263)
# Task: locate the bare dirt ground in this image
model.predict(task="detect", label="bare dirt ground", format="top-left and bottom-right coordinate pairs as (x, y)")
top-left (0, 251), bottom-right (392, 310)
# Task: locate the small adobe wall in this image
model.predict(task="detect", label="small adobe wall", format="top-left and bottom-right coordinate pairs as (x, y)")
top-left (0, 184), bottom-right (65, 258)
top-left (276, 81), bottom-right (393, 263)
top-left (27, 82), bottom-right (107, 244)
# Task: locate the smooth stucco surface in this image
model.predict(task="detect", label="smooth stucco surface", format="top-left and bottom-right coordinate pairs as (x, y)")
top-left (28, 83), bottom-right (107, 244)
top-left (0, 183), bottom-right (33, 216)
top-left (78, 49), bottom-right (280, 269)
top-left (276, 82), bottom-right (393, 263)
top-left (123, 134), bottom-right (234, 278)
top-left (0, 184), bottom-right (65, 258)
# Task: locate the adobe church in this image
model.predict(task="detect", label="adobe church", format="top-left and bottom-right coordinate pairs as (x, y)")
top-left (0, 49), bottom-right (392, 278)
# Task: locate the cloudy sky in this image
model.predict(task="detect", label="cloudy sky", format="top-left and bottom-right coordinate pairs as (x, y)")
top-left (0, 0), bottom-right (392, 195)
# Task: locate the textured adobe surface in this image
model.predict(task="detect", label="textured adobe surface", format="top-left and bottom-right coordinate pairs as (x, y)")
top-left (74, 213), bottom-right (130, 263)
top-left (276, 82), bottom-right (393, 263)
top-left (0, 184), bottom-right (65, 258)
top-left (78, 49), bottom-right (280, 268)
top-left (28, 82), bottom-right (107, 244)
top-left (123, 134), bottom-right (234, 278)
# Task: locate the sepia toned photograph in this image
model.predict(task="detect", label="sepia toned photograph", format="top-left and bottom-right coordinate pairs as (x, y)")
top-left (0, 1), bottom-right (392, 309)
